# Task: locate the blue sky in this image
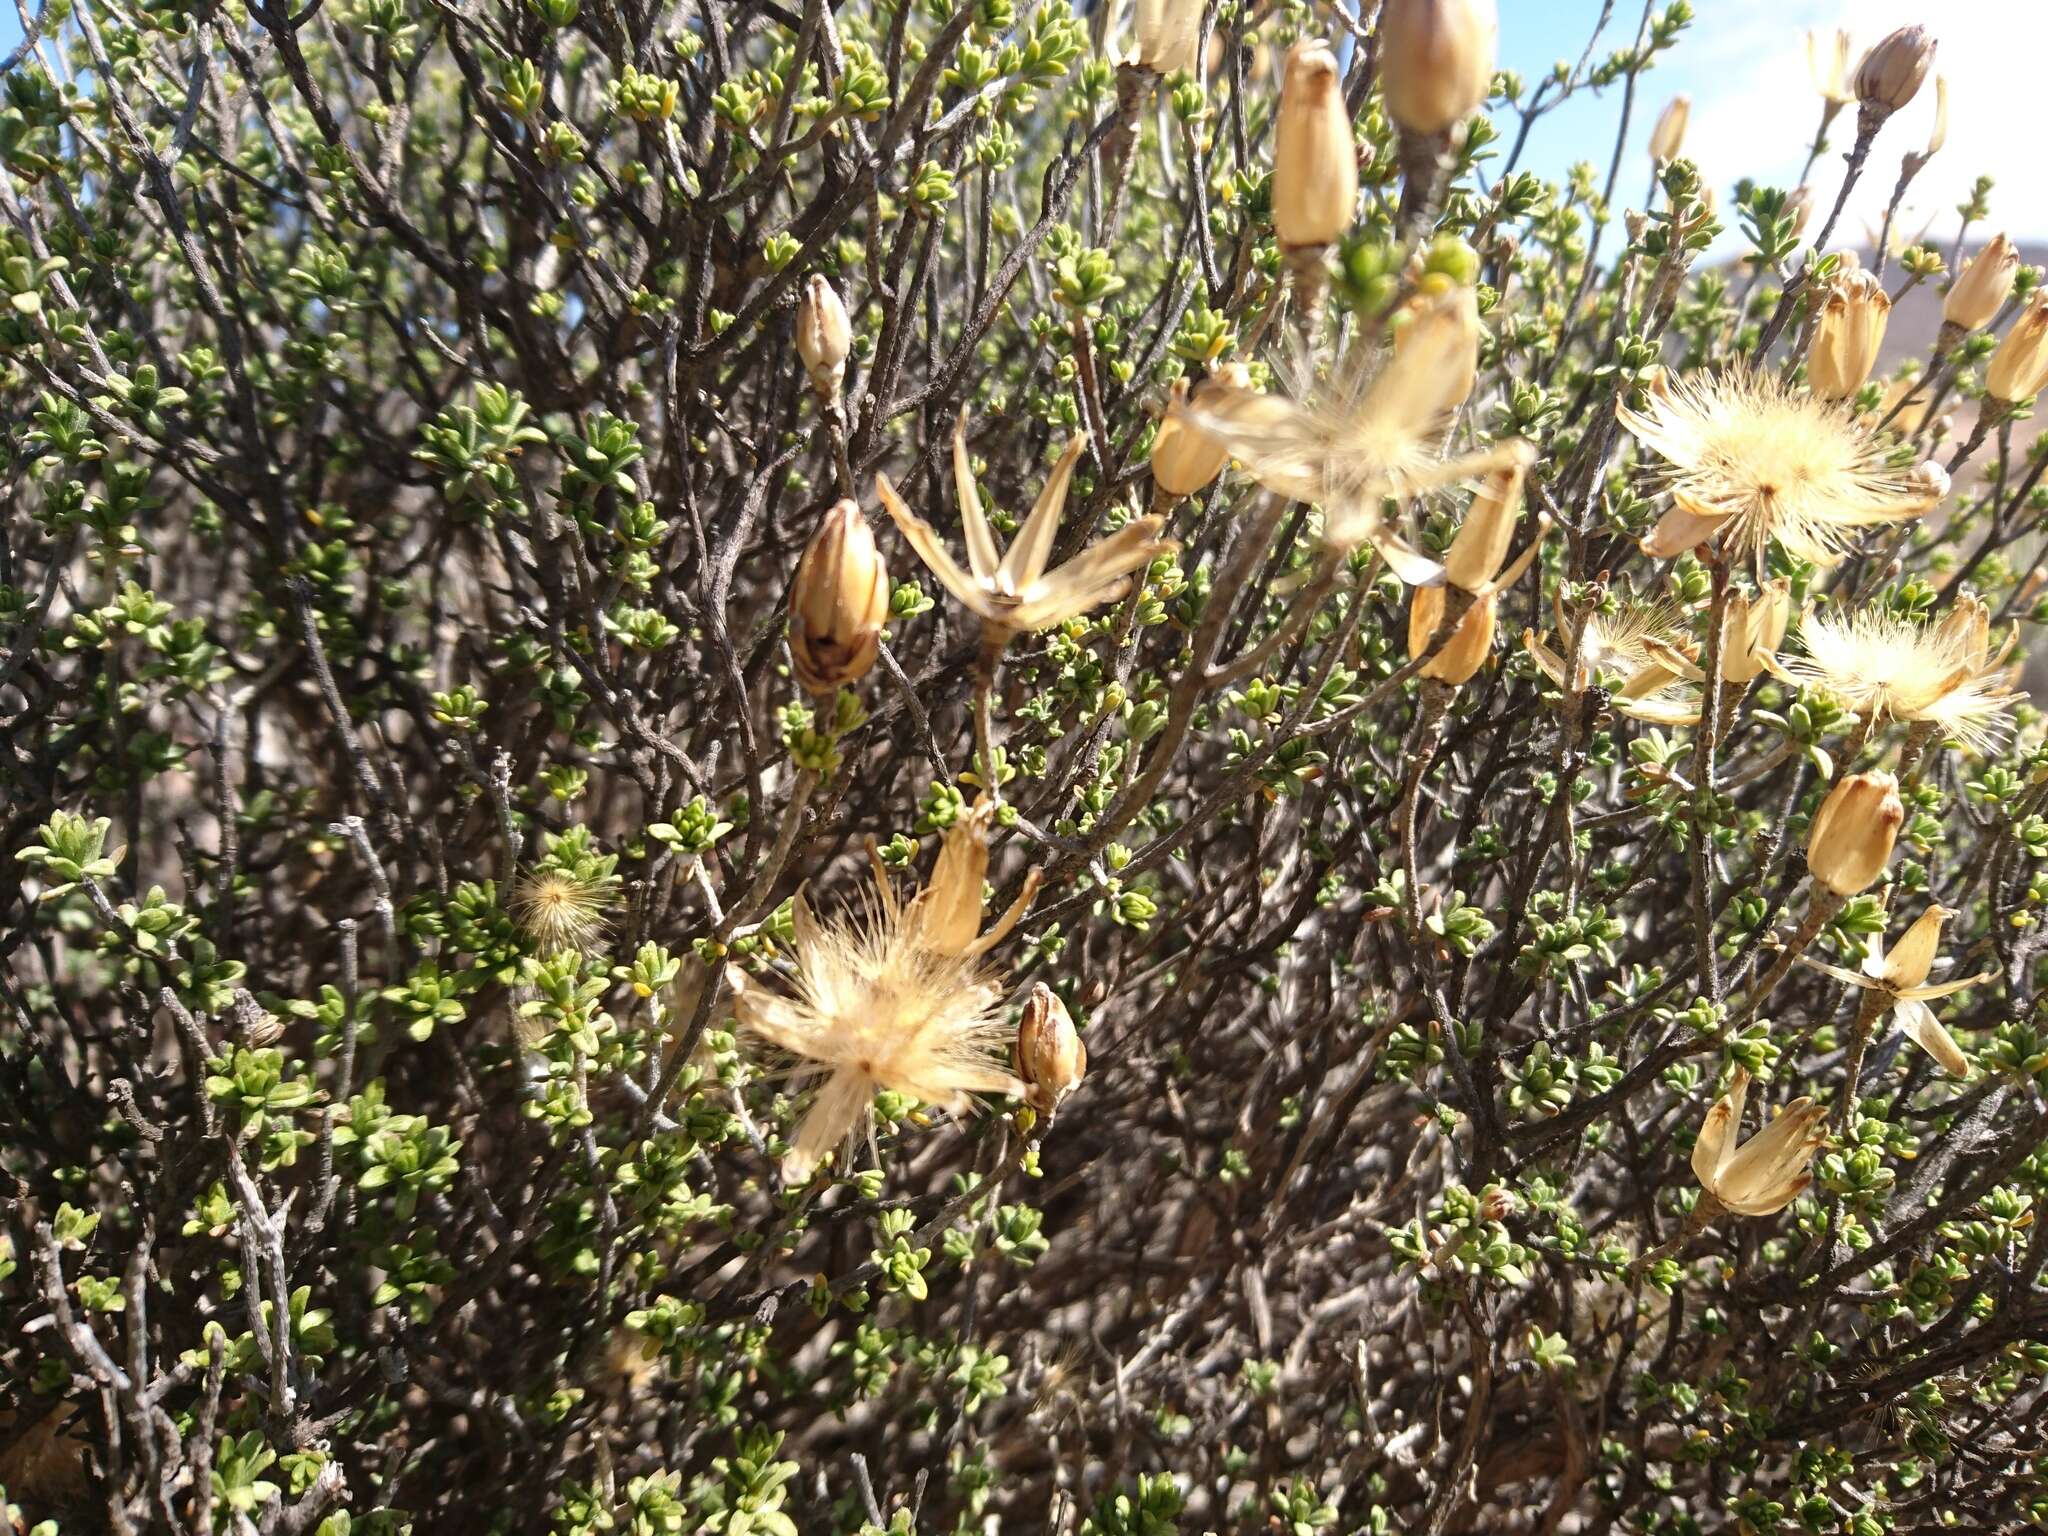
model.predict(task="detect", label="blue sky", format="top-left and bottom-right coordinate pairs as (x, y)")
top-left (1497, 0), bottom-right (2048, 249)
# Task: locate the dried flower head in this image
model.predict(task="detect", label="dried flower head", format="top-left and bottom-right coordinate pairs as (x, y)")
top-left (729, 862), bottom-right (1026, 1182)
top-left (1785, 600), bottom-right (2018, 753)
top-left (1619, 367), bottom-right (1945, 569)
top-left (1522, 594), bottom-right (1702, 724)
top-left (1800, 904), bottom-right (1994, 1076)
top-left (511, 834), bottom-right (619, 951)
top-left (1191, 302), bottom-right (1530, 580)
top-left (879, 420), bottom-right (1178, 642)
top-left (1691, 1066), bottom-right (1827, 1217)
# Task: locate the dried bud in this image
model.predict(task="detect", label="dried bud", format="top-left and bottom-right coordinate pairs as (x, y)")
top-left (1016, 983), bottom-right (1086, 1110)
top-left (1987, 290), bottom-right (2048, 404)
top-left (1132, 0), bottom-right (1201, 76)
top-left (1442, 442), bottom-right (1536, 592)
top-left (1410, 587), bottom-right (1496, 686)
top-left (1273, 41), bottom-right (1357, 248)
top-left (1880, 903), bottom-right (1949, 993)
top-left (1807, 770), bottom-right (1904, 899)
top-left (1378, 0), bottom-right (1497, 136)
top-left (914, 795), bottom-right (998, 955)
top-left (795, 275), bottom-right (853, 405)
top-left (1943, 234), bottom-right (2017, 331)
top-left (1807, 267), bottom-right (1890, 401)
top-left (789, 499), bottom-right (889, 695)
top-left (1478, 1185), bottom-right (1519, 1222)
top-left (1854, 25), bottom-right (1935, 114)
top-left (1906, 460), bottom-right (1950, 507)
top-left (1648, 93), bottom-right (1689, 164)
top-left (1151, 364), bottom-right (1249, 498)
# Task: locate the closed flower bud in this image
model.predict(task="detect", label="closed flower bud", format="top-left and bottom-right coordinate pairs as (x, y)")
top-left (1151, 365), bottom-right (1248, 498)
top-left (1273, 41), bottom-right (1357, 248)
top-left (1808, 267), bottom-right (1890, 400)
top-left (1016, 983), bottom-right (1086, 1110)
top-left (1443, 442), bottom-right (1535, 591)
top-left (1807, 770), bottom-right (1904, 898)
top-left (1411, 586), bottom-right (1496, 686)
top-left (1378, 0), bottom-right (1497, 136)
top-left (1987, 290), bottom-right (2048, 403)
top-left (1648, 93), bottom-right (1689, 164)
top-left (1943, 234), bottom-right (2017, 331)
top-left (795, 275), bottom-right (853, 405)
top-left (1854, 25), bottom-right (1935, 114)
top-left (789, 499), bottom-right (888, 695)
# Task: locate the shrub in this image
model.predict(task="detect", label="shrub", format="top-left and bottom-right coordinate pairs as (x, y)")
top-left (3, 0), bottom-right (2046, 1531)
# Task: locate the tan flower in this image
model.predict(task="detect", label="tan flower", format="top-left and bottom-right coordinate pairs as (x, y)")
top-left (1808, 267), bottom-right (1890, 402)
top-left (1785, 599), bottom-right (2018, 753)
top-left (878, 421), bottom-right (1178, 640)
top-left (1640, 578), bottom-right (1791, 689)
top-left (1620, 367), bottom-right (1946, 569)
top-left (1521, 594), bottom-right (1701, 724)
top-left (1190, 299), bottom-right (1530, 579)
top-left (1800, 904), bottom-right (1994, 1076)
top-left (1944, 233), bottom-right (2019, 332)
top-left (1151, 364), bottom-right (1250, 499)
top-left (1690, 1066), bottom-right (1827, 1217)
top-left (1807, 27), bottom-right (1854, 107)
top-left (728, 830), bottom-right (1037, 1182)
